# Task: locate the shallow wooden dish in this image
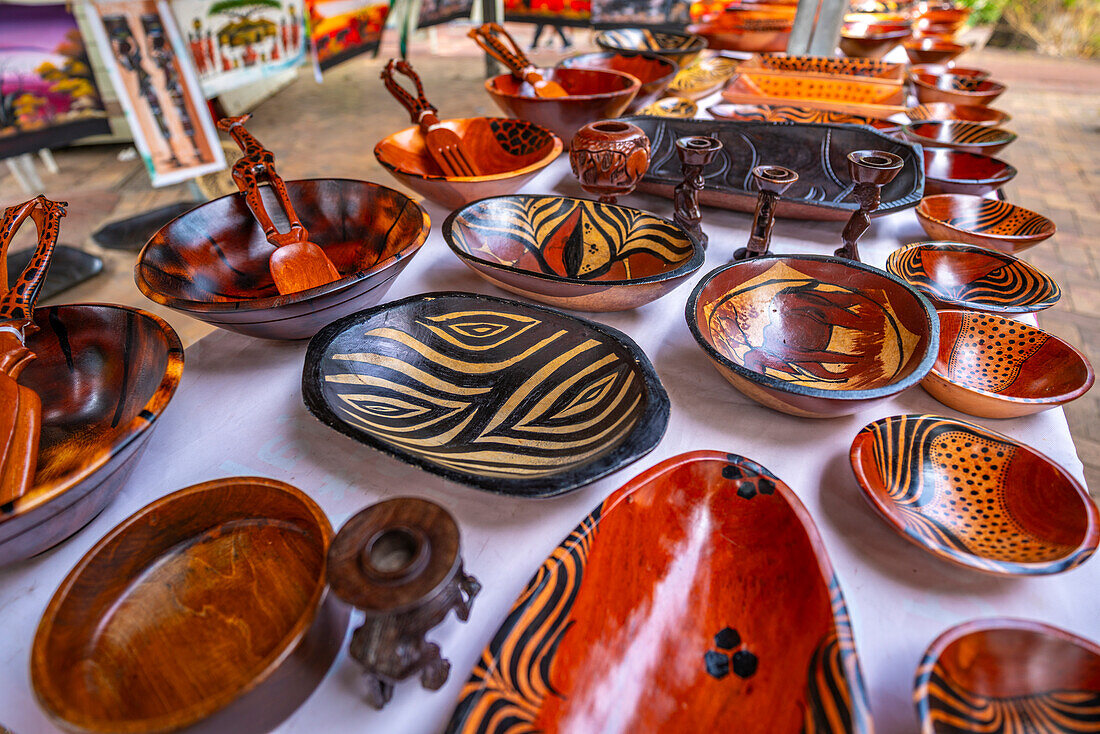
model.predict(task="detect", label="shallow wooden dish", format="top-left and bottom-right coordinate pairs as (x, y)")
top-left (666, 57), bottom-right (739, 101)
top-left (850, 414), bottom-right (1099, 575)
top-left (688, 8), bottom-right (795, 53)
top-left (922, 310), bottom-right (1093, 418)
top-left (687, 255), bottom-right (938, 418)
top-left (922, 148), bottom-right (1016, 196)
top-left (136, 179), bottom-right (430, 340)
top-left (302, 292), bottom-right (669, 497)
top-left (446, 451), bottom-right (873, 733)
top-left (916, 194), bottom-right (1056, 254)
top-left (912, 71), bottom-right (1006, 106)
top-left (31, 477), bottom-right (349, 734)
top-left (639, 96), bottom-right (698, 117)
top-left (443, 195), bottom-right (703, 311)
top-left (708, 102), bottom-right (901, 132)
top-left (885, 242), bottom-right (1060, 313)
top-left (0, 304), bottom-right (183, 566)
top-left (594, 28), bottom-right (707, 67)
top-left (905, 120), bottom-right (1016, 155)
top-left (907, 102), bottom-right (1011, 126)
top-left (484, 67), bottom-right (640, 141)
top-left (840, 22), bottom-right (912, 58)
top-left (904, 37), bottom-right (968, 65)
top-left (915, 619), bottom-right (1100, 734)
top-left (722, 71), bottom-right (908, 117)
top-left (743, 53), bottom-right (906, 81)
top-left (557, 50), bottom-right (678, 113)
top-left (374, 117), bottom-right (562, 210)
top-left (909, 64), bottom-right (989, 84)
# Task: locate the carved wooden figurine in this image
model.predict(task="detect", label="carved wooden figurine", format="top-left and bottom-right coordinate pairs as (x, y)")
top-left (673, 135), bottom-right (723, 248)
top-left (733, 165), bottom-right (798, 261)
top-left (327, 497), bottom-right (481, 708)
top-left (836, 150), bottom-right (903, 261)
top-left (569, 120), bottom-right (650, 203)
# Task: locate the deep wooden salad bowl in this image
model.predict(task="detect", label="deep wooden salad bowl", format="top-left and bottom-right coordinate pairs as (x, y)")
top-left (907, 102), bottom-right (1011, 126)
top-left (557, 50), bottom-right (678, 113)
top-left (708, 103), bottom-right (902, 133)
top-left (484, 67), bottom-right (640, 141)
top-left (904, 120), bottom-right (1016, 155)
top-left (593, 28), bottom-right (707, 67)
top-left (374, 117), bottom-right (562, 210)
top-left (886, 242), bottom-right (1060, 313)
top-left (915, 619), bottom-right (1100, 734)
top-left (850, 414), bottom-right (1099, 575)
top-left (445, 451), bottom-right (873, 734)
top-left (840, 21), bottom-right (912, 58)
top-left (136, 179), bottom-right (430, 340)
top-left (443, 195), bottom-right (703, 311)
top-left (687, 255), bottom-right (938, 418)
top-left (903, 37), bottom-right (968, 65)
top-left (916, 194), bottom-right (1056, 253)
top-left (31, 477), bottom-right (350, 734)
top-left (302, 292), bottom-right (669, 497)
top-left (922, 148), bottom-right (1017, 196)
top-left (922, 310), bottom-right (1093, 418)
top-left (0, 304), bottom-right (183, 566)
top-left (912, 71), bottom-right (1006, 106)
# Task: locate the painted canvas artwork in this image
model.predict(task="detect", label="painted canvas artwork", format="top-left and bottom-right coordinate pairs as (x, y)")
top-left (417, 0), bottom-right (473, 28)
top-left (306, 0), bottom-right (391, 71)
top-left (504, 0), bottom-right (591, 27)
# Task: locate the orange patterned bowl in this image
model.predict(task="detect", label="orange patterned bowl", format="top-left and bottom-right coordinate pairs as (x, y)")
top-left (907, 102), bottom-right (1011, 126)
top-left (904, 120), bottom-right (1016, 155)
top-left (557, 50), bottom-right (678, 113)
top-left (912, 71), bottom-right (1006, 106)
top-left (916, 194), bottom-right (1056, 254)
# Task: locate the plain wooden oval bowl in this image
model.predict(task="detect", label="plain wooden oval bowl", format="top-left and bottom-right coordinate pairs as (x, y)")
top-left (557, 50), bottom-right (678, 112)
top-left (709, 102), bottom-right (902, 132)
top-left (921, 148), bottom-right (1017, 196)
top-left (916, 193), bottom-right (1056, 253)
top-left (840, 21), bottom-right (912, 58)
top-left (594, 28), bottom-right (707, 66)
top-left (904, 120), bottom-right (1016, 155)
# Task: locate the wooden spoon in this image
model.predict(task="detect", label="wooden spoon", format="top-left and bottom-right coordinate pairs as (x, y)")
top-left (468, 23), bottom-right (568, 98)
top-left (216, 115), bottom-right (341, 296)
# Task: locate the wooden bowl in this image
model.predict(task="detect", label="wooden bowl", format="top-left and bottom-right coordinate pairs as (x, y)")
top-left (31, 477), bottom-right (350, 734)
top-left (908, 101), bottom-right (1011, 126)
top-left (905, 120), bottom-right (1016, 155)
top-left (912, 71), bottom-right (1006, 106)
top-left (443, 194), bottom-right (703, 312)
top-left (594, 28), bottom-right (707, 67)
top-left (909, 64), bottom-right (989, 83)
top-left (302, 292), bottom-right (670, 497)
top-left (446, 451), bottom-right (873, 733)
top-left (904, 37), bottom-right (968, 65)
top-left (922, 148), bottom-right (1017, 196)
top-left (722, 71), bottom-right (908, 117)
top-left (484, 67), bottom-right (641, 141)
top-left (687, 255), bottom-right (939, 418)
top-left (886, 242), bottom-right (1060, 313)
top-left (922, 310), bottom-right (1094, 418)
top-left (850, 414), bottom-right (1099, 575)
top-left (0, 304), bottom-right (183, 566)
top-left (840, 22), bottom-right (912, 58)
top-left (373, 117), bottom-right (562, 210)
top-left (639, 96), bottom-right (698, 117)
top-left (916, 194), bottom-right (1056, 254)
top-left (915, 619), bottom-right (1100, 734)
top-left (688, 7), bottom-right (795, 53)
top-left (708, 102), bottom-right (902, 133)
top-left (136, 179), bottom-right (430, 340)
top-left (557, 50), bottom-right (678, 113)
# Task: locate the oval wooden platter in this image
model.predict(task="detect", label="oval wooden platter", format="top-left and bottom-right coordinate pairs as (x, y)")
top-left (556, 50), bottom-right (678, 113)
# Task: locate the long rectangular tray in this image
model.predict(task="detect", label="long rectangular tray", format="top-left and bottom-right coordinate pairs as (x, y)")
top-left (722, 72), bottom-right (909, 118)
top-left (740, 54), bottom-right (907, 83)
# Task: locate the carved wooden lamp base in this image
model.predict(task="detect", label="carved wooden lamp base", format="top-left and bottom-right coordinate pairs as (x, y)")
top-left (835, 150), bottom-right (904, 262)
top-left (327, 497), bottom-right (481, 709)
top-left (732, 165), bottom-right (798, 261)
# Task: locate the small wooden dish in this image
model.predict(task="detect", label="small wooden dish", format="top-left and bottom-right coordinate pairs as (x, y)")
top-left (136, 179), bottom-right (430, 340)
top-left (922, 310), bottom-right (1093, 418)
top-left (907, 101), bottom-right (1011, 126)
top-left (446, 451), bottom-right (874, 733)
top-left (594, 28), bottom-right (707, 67)
top-left (905, 120), bottom-right (1016, 155)
top-left (687, 255), bottom-right (938, 418)
top-left (708, 102), bottom-right (901, 133)
top-left (915, 619), bottom-right (1100, 734)
top-left (916, 194), bottom-right (1056, 254)
top-left (0, 304), bottom-right (183, 566)
top-left (722, 71), bottom-right (908, 117)
top-left (557, 50), bottom-right (678, 113)
top-left (912, 71), bottom-right (1006, 106)
top-left (443, 194), bottom-right (703, 312)
top-left (904, 37), bottom-right (968, 65)
top-left (639, 96), bottom-right (698, 117)
top-left (302, 292), bottom-right (670, 498)
top-left (374, 117), bottom-right (562, 210)
top-left (885, 242), bottom-right (1060, 313)
top-left (31, 477), bottom-right (350, 734)
top-left (922, 148), bottom-right (1017, 196)
top-left (851, 414), bottom-right (1099, 575)
top-left (840, 21), bottom-right (912, 58)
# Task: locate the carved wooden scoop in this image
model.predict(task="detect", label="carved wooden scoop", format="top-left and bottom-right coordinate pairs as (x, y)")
top-left (468, 23), bottom-right (568, 98)
top-left (217, 115), bottom-right (341, 295)
top-left (0, 195), bottom-right (67, 505)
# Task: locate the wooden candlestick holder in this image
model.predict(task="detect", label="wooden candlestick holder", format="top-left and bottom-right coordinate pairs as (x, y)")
top-left (836, 150), bottom-right (903, 261)
top-left (326, 497), bottom-right (481, 709)
top-left (732, 165), bottom-right (798, 261)
top-left (673, 135), bottom-right (723, 248)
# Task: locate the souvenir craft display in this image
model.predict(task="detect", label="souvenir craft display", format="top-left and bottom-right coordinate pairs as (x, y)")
top-left (30, 477), bottom-right (349, 734)
top-left (721, 71), bottom-right (908, 118)
top-left (912, 71), bottom-right (1006, 106)
top-left (732, 165), bottom-right (798, 261)
top-left (915, 194), bottom-right (1056, 253)
top-left (903, 121), bottom-right (1016, 156)
top-left (741, 54), bottom-right (906, 82)
top-left (921, 148), bottom-right (1017, 197)
top-left (568, 120), bottom-right (651, 203)
top-left (687, 5), bottom-right (796, 53)
top-left (446, 452), bottom-right (873, 734)
top-left (708, 103), bottom-right (901, 133)
top-left (302, 292), bottom-right (670, 497)
top-left (638, 96), bottom-right (698, 117)
top-left (903, 37), bottom-right (968, 65)
top-left (906, 102), bottom-right (1011, 126)
top-left (470, 24), bottom-right (568, 98)
top-left (922, 310), bottom-right (1094, 418)
top-left (593, 28), bottom-right (707, 67)
top-left (836, 150), bottom-right (904, 261)
top-left (673, 135), bottom-right (724, 248)
top-left (840, 21), bottom-right (912, 58)
top-left (850, 415), bottom-right (1099, 575)
top-left (556, 51), bottom-right (678, 113)
top-left (589, 0), bottom-right (693, 29)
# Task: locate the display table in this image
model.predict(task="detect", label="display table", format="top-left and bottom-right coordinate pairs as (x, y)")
top-left (1, 150), bottom-right (1093, 734)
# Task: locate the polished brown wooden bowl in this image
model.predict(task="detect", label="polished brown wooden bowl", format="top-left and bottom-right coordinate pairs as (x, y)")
top-left (687, 255), bottom-right (939, 418)
top-left (885, 242), bottom-right (1060, 313)
top-left (915, 619), bottom-right (1100, 734)
top-left (916, 194), bottom-right (1056, 254)
top-left (850, 414), bottom-right (1099, 575)
top-left (922, 148), bottom-right (1017, 196)
top-left (0, 304), bottom-right (183, 566)
top-left (374, 117), bottom-right (562, 210)
top-left (31, 477), bottom-right (350, 734)
top-left (912, 71), bottom-right (1006, 106)
top-left (443, 194), bottom-right (703, 311)
top-left (905, 120), bottom-right (1016, 155)
top-left (907, 101), bottom-right (1011, 126)
top-left (709, 102), bottom-right (902, 132)
top-left (484, 67), bottom-right (640, 141)
top-left (688, 7), bottom-right (795, 53)
top-left (593, 28), bottom-right (708, 67)
top-left (557, 50), bottom-right (678, 113)
top-left (904, 37), bottom-right (968, 65)
top-left (922, 310), bottom-right (1094, 418)
top-left (136, 179), bottom-right (430, 340)
top-left (840, 22), bottom-right (912, 58)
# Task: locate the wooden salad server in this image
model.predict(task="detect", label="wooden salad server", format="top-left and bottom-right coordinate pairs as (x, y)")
top-left (468, 23), bottom-right (568, 98)
top-left (0, 195), bottom-right (67, 505)
top-left (381, 59), bottom-right (479, 178)
top-left (217, 115), bottom-right (341, 295)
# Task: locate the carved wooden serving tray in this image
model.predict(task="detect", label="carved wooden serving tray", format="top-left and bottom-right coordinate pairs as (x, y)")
top-left (624, 116), bottom-right (924, 220)
top-left (740, 54), bottom-right (906, 83)
top-left (722, 72), bottom-right (908, 118)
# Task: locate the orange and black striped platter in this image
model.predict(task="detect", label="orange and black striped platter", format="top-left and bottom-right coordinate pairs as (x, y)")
top-left (708, 103), bottom-right (902, 133)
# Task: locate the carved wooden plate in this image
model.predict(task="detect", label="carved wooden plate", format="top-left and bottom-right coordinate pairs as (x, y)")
top-left (557, 50), bottom-right (678, 113)
top-left (840, 22), bottom-right (912, 58)
top-left (593, 28), bottom-right (707, 67)
top-left (302, 292), bottom-right (669, 497)
top-left (445, 451), bottom-right (874, 734)
top-left (921, 148), bottom-right (1017, 197)
top-left (916, 194), bottom-right (1056, 254)
top-left (443, 195), bottom-right (703, 312)
top-left (850, 414), bottom-right (1099, 575)
top-left (912, 72), bottom-right (1006, 107)
top-left (708, 103), bottom-right (901, 133)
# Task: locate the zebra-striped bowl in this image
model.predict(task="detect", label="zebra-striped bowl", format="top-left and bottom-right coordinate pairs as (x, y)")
top-left (916, 194), bottom-right (1056, 254)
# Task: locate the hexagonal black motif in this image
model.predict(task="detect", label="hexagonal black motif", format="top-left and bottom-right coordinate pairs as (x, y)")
top-left (732, 650), bottom-right (758, 678)
top-left (737, 481), bottom-right (757, 499)
top-left (704, 650), bottom-right (730, 679)
top-left (758, 477), bottom-right (776, 495)
top-left (714, 627), bottom-right (741, 650)
top-left (722, 465), bottom-right (743, 480)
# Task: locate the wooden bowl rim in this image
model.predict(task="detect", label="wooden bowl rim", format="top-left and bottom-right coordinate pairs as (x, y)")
top-left (903, 37), bottom-right (968, 51)
top-left (916, 193), bottom-right (1056, 242)
top-left (849, 414), bottom-right (1100, 575)
top-left (904, 120), bottom-right (1017, 149)
top-left (485, 68), bottom-right (642, 102)
top-left (593, 29), bottom-right (707, 56)
top-left (442, 194), bottom-right (705, 288)
top-left (686, 254), bottom-right (940, 401)
top-left (912, 72), bottom-right (1007, 96)
top-left (556, 49), bottom-right (679, 85)
top-left (921, 148), bottom-right (1018, 186)
top-left (708, 103), bottom-right (903, 132)
top-left (135, 177), bottom-right (431, 313)
top-left (908, 102), bottom-right (1012, 126)
top-left (30, 476), bottom-right (333, 733)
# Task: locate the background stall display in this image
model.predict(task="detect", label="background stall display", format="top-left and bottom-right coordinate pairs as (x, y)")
top-left (590, 0), bottom-right (693, 29)
top-left (504, 0), bottom-right (591, 29)
top-left (417, 0), bottom-right (474, 28)
top-left (306, 0), bottom-right (391, 71)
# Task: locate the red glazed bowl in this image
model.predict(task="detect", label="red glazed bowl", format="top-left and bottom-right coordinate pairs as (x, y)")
top-left (922, 148), bottom-right (1017, 196)
top-left (557, 50), bottom-right (678, 113)
top-left (912, 71), bottom-right (1006, 106)
top-left (905, 120), bottom-right (1017, 155)
top-left (916, 194), bottom-right (1056, 254)
top-left (903, 37), bottom-right (968, 65)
